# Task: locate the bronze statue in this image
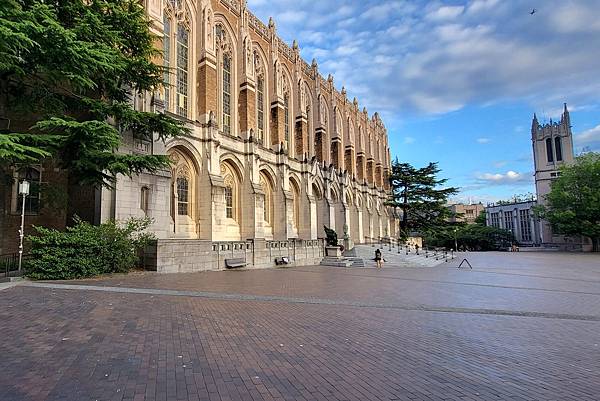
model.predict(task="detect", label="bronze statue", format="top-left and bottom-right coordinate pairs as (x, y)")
top-left (323, 226), bottom-right (338, 247)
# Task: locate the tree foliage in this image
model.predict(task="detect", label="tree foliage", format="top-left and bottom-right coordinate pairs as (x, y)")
top-left (27, 217), bottom-right (155, 280)
top-left (535, 153), bottom-right (600, 252)
top-left (387, 160), bottom-right (458, 235)
top-left (0, 0), bottom-right (188, 186)
top-left (424, 223), bottom-right (514, 251)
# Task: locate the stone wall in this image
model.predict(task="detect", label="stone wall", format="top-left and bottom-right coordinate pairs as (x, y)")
top-left (145, 238), bottom-right (324, 273)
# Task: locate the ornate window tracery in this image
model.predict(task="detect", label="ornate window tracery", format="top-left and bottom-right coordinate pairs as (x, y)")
top-left (290, 179), bottom-right (300, 230)
top-left (255, 51), bottom-right (265, 145)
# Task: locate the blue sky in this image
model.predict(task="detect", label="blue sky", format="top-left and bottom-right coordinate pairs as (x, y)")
top-left (248, 0), bottom-right (600, 204)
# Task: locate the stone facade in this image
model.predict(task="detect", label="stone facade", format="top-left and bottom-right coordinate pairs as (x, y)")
top-left (0, 0), bottom-right (398, 270)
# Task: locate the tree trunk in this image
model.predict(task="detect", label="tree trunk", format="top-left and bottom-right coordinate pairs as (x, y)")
top-left (592, 237), bottom-right (599, 252)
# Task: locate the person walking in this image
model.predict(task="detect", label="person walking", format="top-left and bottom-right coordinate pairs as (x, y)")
top-left (374, 248), bottom-right (383, 268)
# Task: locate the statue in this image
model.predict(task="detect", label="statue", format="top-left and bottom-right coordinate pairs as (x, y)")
top-left (323, 225), bottom-right (338, 247)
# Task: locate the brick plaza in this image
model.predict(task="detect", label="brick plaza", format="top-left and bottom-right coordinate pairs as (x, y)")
top-left (1, 249), bottom-right (600, 401)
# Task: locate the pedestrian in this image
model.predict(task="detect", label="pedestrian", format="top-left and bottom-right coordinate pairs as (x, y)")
top-left (374, 248), bottom-right (383, 268)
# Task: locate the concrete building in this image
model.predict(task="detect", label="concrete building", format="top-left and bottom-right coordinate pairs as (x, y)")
top-left (0, 0), bottom-right (398, 271)
top-left (485, 200), bottom-right (542, 246)
top-left (447, 203), bottom-right (485, 224)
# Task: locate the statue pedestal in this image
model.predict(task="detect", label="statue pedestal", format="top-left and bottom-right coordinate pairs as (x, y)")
top-left (325, 246), bottom-right (342, 258)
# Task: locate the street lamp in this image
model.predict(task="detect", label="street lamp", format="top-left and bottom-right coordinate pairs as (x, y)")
top-left (454, 227), bottom-right (458, 252)
top-left (18, 180), bottom-right (30, 272)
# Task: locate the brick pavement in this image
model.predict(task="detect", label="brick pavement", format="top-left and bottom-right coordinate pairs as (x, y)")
top-left (1, 251), bottom-right (600, 401)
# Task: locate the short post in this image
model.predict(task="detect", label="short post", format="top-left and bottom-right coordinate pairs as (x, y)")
top-left (18, 180), bottom-right (30, 272)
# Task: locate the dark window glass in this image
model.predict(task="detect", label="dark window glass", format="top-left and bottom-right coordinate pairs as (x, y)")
top-left (177, 177), bottom-right (189, 215)
top-left (546, 138), bottom-right (554, 163)
top-left (555, 137), bottom-right (563, 161)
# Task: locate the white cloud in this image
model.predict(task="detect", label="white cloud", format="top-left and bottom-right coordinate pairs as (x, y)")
top-left (575, 124), bottom-right (600, 151)
top-left (475, 170), bottom-right (532, 185)
top-left (477, 137), bottom-right (491, 144)
top-left (248, 0), bottom-right (600, 119)
top-left (403, 136), bottom-right (416, 144)
top-left (426, 5), bottom-right (465, 21)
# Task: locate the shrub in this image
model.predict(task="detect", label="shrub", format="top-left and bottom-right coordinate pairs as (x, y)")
top-left (26, 217), bottom-right (155, 280)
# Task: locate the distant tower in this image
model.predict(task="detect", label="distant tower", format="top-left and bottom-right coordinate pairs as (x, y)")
top-left (531, 103), bottom-right (575, 243)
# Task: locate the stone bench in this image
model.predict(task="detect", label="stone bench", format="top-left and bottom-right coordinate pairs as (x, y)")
top-left (224, 258), bottom-right (247, 269)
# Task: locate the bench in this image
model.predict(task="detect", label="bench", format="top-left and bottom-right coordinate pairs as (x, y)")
top-left (224, 257), bottom-right (247, 269)
top-left (274, 257), bottom-right (290, 265)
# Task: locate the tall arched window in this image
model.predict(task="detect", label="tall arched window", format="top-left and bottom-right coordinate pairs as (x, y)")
top-left (176, 23), bottom-right (189, 117)
top-left (284, 92), bottom-right (290, 144)
top-left (223, 53), bottom-right (232, 135)
top-left (224, 185), bottom-right (233, 218)
top-left (555, 137), bottom-right (563, 161)
top-left (177, 177), bottom-right (189, 215)
top-left (163, 15), bottom-right (171, 111)
top-left (546, 138), bottom-right (554, 163)
top-left (221, 162), bottom-right (239, 222)
top-left (257, 76), bottom-right (265, 144)
top-left (291, 180), bottom-right (300, 229)
top-left (260, 173), bottom-right (273, 226)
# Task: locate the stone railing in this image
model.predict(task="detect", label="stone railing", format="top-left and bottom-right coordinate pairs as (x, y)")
top-left (248, 11), bottom-right (269, 39)
top-left (278, 38), bottom-right (295, 62)
top-left (301, 59), bottom-right (313, 79)
top-left (220, 0), bottom-right (240, 15)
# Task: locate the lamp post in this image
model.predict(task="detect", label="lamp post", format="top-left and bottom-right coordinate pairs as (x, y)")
top-left (454, 227), bottom-right (458, 253)
top-left (18, 180), bottom-right (30, 272)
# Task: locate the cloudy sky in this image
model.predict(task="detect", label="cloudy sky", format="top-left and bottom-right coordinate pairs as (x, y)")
top-left (249, 0), bottom-right (600, 204)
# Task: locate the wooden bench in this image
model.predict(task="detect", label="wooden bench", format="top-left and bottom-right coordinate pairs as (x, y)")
top-left (274, 257), bottom-right (290, 265)
top-left (224, 257), bottom-right (247, 269)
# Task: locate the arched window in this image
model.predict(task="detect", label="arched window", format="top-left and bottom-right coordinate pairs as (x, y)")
top-left (260, 173), bottom-right (273, 226)
top-left (163, 15), bottom-right (171, 111)
top-left (555, 137), bottom-right (563, 161)
top-left (216, 24), bottom-right (233, 136)
top-left (223, 53), bottom-right (232, 135)
top-left (177, 177), bottom-right (189, 215)
top-left (257, 76), bottom-right (265, 144)
top-left (169, 148), bottom-right (195, 220)
top-left (140, 186), bottom-right (150, 215)
top-left (546, 138), bottom-right (554, 163)
top-left (291, 180), bottom-right (300, 229)
top-left (176, 23), bottom-right (189, 118)
top-left (221, 162), bottom-right (239, 222)
top-left (224, 185), bottom-right (233, 218)
top-left (284, 92), bottom-right (290, 144)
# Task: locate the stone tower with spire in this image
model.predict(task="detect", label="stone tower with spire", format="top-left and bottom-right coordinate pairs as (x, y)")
top-left (531, 103), bottom-right (575, 244)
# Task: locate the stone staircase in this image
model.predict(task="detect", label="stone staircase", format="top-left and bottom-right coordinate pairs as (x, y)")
top-left (348, 245), bottom-right (453, 268)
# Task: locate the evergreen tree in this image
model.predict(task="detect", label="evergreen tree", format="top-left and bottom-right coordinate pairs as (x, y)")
top-left (535, 153), bottom-right (600, 252)
top-left (387, 160), bottom-right (458, 235)
top-left (0, 0), bottom-right (188, 186)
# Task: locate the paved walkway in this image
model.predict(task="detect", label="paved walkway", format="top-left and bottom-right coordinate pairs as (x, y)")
top-left (1, 251), bottom-right (600, 400)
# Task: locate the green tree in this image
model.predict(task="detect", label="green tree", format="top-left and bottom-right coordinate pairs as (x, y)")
top-left (387, 160), bottom-right (458, 235)
top-left (0, 0), bottom-right (188, 186)
top-left (535, 153), bottom-right (600, 252)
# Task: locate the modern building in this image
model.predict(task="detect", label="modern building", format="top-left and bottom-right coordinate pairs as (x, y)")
top-left (485, 104), bottom-right (589, 250)
top-left (447, 203), bottom-right (485, 224)
top-left (485, 200), bottom-right (542, 246)
top-left (0, 0), bottom-right (398, 271)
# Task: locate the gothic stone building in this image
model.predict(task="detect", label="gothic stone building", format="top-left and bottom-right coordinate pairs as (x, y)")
top-left (0, 0), bottom-right (398, 271)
